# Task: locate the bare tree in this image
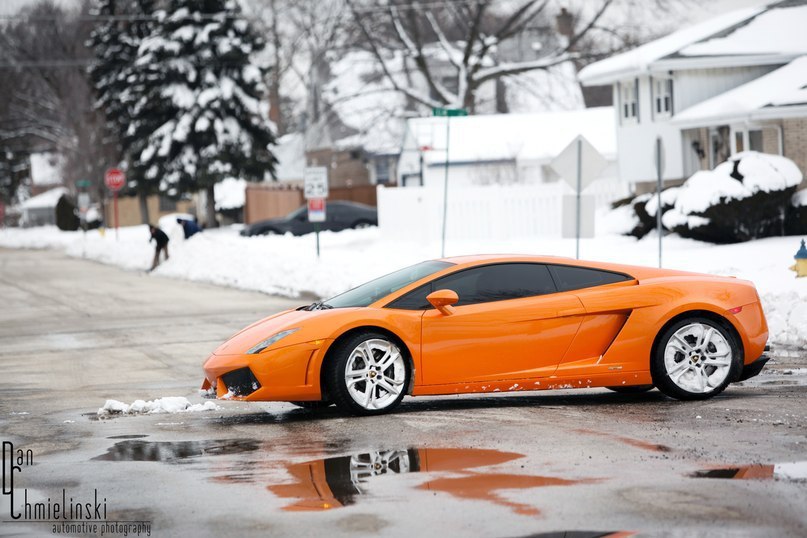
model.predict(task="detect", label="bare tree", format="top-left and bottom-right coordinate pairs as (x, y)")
top-left (0, 0), bottom-right (116, 205)
top-left (344, 0), bottom-right (621, 112)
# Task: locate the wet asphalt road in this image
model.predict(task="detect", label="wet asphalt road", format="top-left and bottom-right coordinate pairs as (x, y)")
top-left (1, 248), bottom-right (806, 537)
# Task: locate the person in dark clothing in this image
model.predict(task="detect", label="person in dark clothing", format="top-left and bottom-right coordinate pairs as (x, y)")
top-left (177, 217), bottom-right (202, 239)
top-left (149, 224), bottom-right (170, 271)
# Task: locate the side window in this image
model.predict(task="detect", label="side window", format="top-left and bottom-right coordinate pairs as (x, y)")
top-left (387, 263), bottom-right (557, 310)
top-left (548, 265), bottom-right (631, 292)
top-left (386, 282), bottom-right (433, 310)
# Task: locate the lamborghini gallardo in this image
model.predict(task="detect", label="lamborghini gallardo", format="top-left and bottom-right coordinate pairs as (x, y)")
top-left (202, 255), bottom-right (769, 415)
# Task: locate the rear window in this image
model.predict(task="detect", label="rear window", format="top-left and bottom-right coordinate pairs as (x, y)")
top-left (548, 265), bottom-right (631, 292)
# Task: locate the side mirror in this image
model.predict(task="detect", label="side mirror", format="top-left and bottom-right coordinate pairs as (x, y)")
top-left (427, 289), bottom-right (459, 316)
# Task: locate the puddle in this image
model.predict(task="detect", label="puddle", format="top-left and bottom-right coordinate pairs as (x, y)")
top-left (107, 434), bottom-right (149, 439)
top-left (691, 461), bottom-right (807, 481)
top-left (266, 447), bottom-right (597, 514)
top-left (93, 439), bottom-right (260, 462)
top-left (574, 429), bottom-right (671, 453)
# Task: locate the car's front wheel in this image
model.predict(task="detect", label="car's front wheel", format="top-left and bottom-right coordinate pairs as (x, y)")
top-left (325, 332), bottom-right (409, 415)
top-left (651, 317), bottom-right (741, 400)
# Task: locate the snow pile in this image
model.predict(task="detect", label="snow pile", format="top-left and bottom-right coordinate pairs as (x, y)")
top-left (97, 396), bottom-right (219, 417)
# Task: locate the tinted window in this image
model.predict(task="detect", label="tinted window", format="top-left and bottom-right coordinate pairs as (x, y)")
top-left (325, 260), bottom-right (453, 308)
top-left (548, 265), bottom-right (631, 291)
top-left (387, 263), bottom-right (556, 310)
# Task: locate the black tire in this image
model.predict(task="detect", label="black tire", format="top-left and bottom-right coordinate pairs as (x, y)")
top-left (651, 316), bottom-right (742, 401)
top-left (289, 401), bottom-right (333, 410)
top-left (605, 385), bottom-right (654, 394)
top-left (324, 332), bottom-right (409, 416)
top-left (351, 220), bottom-right (373, 229)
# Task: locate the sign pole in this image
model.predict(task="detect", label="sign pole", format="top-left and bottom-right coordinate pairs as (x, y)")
top-left (440, 115), bottom-right (450, 258)
top-left (315, 223), bottom-right (320, 258)
top-left (113, 191), bottom-right (119, 241)
top-left (575, 137), bottom-right (582, 260)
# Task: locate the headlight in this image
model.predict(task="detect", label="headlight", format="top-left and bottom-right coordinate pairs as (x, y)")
top-left (246, 328), bottom-right (299, 354)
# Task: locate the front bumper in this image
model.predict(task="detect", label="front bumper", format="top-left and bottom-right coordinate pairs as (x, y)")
top-left (738, 354), bottom-right (769, 382)
top-left (201, 340), bottom-right (331, 401)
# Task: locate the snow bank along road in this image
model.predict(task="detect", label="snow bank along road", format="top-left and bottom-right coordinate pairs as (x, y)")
top-left (1, 249), bottom-right (806, 537)
top-left (2, 222), bottom-right (806, 348)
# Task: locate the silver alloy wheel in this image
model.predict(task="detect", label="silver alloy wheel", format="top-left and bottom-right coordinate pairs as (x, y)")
top-left (664, 322), bottom-right (733, 394)
top-left (349, 450), bottom-right (411, 492)
top-left (344, 339), bottom-right (406, 411)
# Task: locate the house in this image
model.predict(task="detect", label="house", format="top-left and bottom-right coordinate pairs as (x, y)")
top-left (397, 107), bottom-right (619, 191)
top-left (578, 0), bottom-right (807, 193)
top-left (19, 186), bottom-right (67, 227)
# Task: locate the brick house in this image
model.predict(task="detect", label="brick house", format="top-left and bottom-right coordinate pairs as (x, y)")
top-left (578, 1), bottom-right (807, 194)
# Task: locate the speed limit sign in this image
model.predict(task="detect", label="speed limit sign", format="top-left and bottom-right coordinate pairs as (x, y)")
top-left (304, 167), bottom-right (329, 199)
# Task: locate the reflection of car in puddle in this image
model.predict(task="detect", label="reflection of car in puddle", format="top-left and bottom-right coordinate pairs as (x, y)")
top-left (692, 461), bottom-right (807, 481)
top-left (269, 447), bottom-right (595, 514)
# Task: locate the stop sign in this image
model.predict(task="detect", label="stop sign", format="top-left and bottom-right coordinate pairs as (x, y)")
top-left (104, 168), bottom-right (126, 191)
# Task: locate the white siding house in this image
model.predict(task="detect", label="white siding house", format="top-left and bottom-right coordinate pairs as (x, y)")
top-left (397, 108), bottom-right (619, 191)
top-left (579, 1), bottom-right (807, 192)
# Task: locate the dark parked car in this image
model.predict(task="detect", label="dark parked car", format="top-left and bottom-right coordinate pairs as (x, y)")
top-left (240, 200), bottom-right (378, 237)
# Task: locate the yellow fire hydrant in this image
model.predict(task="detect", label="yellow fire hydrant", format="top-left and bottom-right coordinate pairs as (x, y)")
top-left (790, 239), bottom-right (807, 278)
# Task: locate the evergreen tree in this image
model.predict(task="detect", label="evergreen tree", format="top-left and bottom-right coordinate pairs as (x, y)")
top-left (87, 0), bottom-right (155, 224)
top-left (0, 149), bottom-right (29, 206)
top-left (128, 0), bottom-right (276, 227)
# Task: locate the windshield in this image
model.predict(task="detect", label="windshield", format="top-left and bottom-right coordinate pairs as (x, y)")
top-left (325, 260), bottom-right (454, 308)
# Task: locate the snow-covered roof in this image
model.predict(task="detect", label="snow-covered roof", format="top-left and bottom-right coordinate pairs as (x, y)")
top-left (274, 132), bottom-right (305, 181)
top-left (403, 107), bottom-right (615, 166)
top-left (20, 187), bottom-right (67, 210)
top-left (672, 56), bottom-right (807, 127)
top-left (579, 1), bottom-right (807, 85)
top-left (29, 152), bottom-right (64, 186)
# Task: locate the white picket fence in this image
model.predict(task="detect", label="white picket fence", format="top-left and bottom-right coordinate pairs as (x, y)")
top-left (377, 178), bottom-right (628, 243)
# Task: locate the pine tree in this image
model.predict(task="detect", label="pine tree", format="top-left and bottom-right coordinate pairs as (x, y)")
top-left (87, 0), bottom-right (156, 224)
top-left (128, 0), bottom-right (276, 227)
top-left (0, 149), bottom-right (29, 206)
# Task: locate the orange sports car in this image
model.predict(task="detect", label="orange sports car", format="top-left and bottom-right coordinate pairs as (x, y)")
top-left (202, 255), bottom-right (769, 415)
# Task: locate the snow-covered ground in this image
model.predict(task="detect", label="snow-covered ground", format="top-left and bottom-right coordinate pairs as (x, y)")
top-left (1, 216), bottom-right (805, 347)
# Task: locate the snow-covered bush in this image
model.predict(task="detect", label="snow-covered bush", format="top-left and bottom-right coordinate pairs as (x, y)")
top-left (608, 189), bottom-right (678, 239)
top-left (786, 188), bottom-right (807, 235)
top-left (662, 152), bottom-right (802, 243)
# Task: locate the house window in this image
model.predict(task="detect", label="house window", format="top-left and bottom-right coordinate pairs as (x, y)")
top-left (620, 79), bottom-right (639, 123)
top-left (748, 129), bottom-right (764, 152)
top-left (653, 77), bottom-right (672, 117)
top-left (733, 127), bottom-right (768, 155)
top-left (375, 157), bottom-right (390, 184)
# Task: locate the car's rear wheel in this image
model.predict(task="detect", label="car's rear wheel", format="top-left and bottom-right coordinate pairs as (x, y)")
top-left (651, 317), bottom-right (741, 400)
top-left (289, 401), bottom-right (333, 410)
top-left (352, 220), bottom-right (373, 229)
top-left (606, 385), bottom-right (654, 394)
top-left (325, 333), bottom-right (409, 415)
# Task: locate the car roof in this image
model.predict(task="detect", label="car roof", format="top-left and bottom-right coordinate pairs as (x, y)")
top-left (437, 254), bottom-right (701, 280)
